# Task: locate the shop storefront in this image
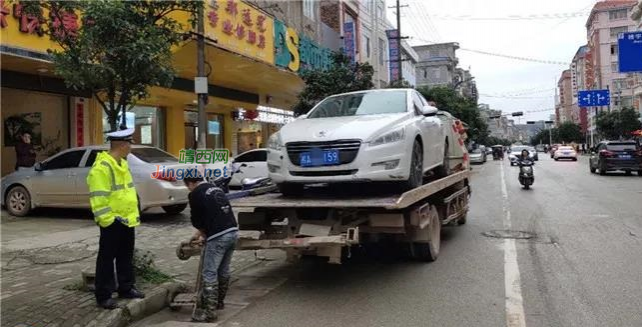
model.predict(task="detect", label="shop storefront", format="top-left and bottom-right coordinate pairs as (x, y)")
top-left (231, 106), bottom-right (294, 155)
top-left (100, 106), bottom-right (166, 149)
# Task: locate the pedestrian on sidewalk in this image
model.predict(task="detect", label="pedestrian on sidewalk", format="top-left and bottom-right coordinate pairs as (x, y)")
top-left (87, 128), bottom-right (145, 310)
top-left (183, 170), bottom-right (239, 323)
top-left (14, 131), bottom-right (36, 170)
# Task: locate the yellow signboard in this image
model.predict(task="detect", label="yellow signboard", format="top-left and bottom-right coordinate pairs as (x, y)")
top-left (204, 0), bottom-right (274, 65)
top-left (0, 0), bottom-right (67, 54)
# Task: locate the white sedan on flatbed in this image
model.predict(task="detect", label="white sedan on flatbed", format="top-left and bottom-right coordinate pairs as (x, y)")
top-left (266, 89), bottom-right (451, 196)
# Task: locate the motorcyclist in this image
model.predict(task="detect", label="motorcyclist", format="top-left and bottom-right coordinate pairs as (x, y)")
top-left (517, 149), bottom-right (533, 166)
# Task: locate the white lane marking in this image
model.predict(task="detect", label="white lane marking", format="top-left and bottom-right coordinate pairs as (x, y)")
top-left (500, 163), bottom-right (527, 327)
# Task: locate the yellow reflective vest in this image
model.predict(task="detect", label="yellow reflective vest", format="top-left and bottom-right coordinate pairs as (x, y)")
top-left (87, 151), bottom-right (140, 228)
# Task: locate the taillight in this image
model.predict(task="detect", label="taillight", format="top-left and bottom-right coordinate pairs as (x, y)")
top-left (599, 150), bottom-right (615, 158)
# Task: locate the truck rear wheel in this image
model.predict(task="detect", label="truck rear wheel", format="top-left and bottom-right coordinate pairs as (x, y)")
top-left (412, 206), bottom-right (441, 262)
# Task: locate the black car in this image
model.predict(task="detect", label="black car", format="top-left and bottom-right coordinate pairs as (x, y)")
top-left (589, 141), bottom-right (642, 175)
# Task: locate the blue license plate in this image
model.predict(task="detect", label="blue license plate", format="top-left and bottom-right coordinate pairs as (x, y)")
top-left (563, 152), bottom-right (570, 155)
top-left (619, 155), bottom-right (632, 159)
top-left (300, 149), bottom-right (340, 167)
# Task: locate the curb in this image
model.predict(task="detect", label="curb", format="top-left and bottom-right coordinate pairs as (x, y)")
top-left (97, 252), bottom-right (266, 326)
top-left (97, 281), bottom-right (188, 327)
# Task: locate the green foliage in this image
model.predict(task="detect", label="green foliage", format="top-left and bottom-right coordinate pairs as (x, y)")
top-left (386, 79), bottom-right (413, 89)
top-left (485, 136), bottom-right (513, 146)
top-left (596, 107), bottom-right (642, 140)
top-left (293, 51), bottom-right (374, 116)
top-left (416, 86), bottom-right (489, 143)
top-left (133, 249), bottom-right (173, 284)
top-left (23, 0), bottom-right (201, 131)
top-left (556, 122), bottom-right (583, 143)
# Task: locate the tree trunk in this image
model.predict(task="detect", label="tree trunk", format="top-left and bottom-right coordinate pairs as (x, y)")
top-left (106, 109), bottom-right (119, 132)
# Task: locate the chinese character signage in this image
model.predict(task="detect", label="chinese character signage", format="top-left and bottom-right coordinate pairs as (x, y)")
top-left (205, 0), bottom-right (274, 64)
top-left (0, 0), bottom-right (76, 53)
top-left (274, 19), bottom-right (331, 74)
top-left (343, 22), bottom-right (355, 64)
top-left (179, 149), bottom-right (229, 164)
top-left (618, 32), bottom-right (642, 73)
top-left (386, 29), bottom-right (400, 81)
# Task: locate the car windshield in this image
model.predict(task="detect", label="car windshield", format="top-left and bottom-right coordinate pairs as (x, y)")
top-left (606, 143), bottom-right (638, 151)
top-left (471, 149), bottom-right (482, 154)
top-left (307, 91), bottom-right (407, 118)
top-left (511, 146), bottom-right (529, 153)
top-left (131, 148), bottom-right (178, 163)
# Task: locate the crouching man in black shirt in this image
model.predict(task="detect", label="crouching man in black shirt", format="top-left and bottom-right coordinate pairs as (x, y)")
top-left (183, 173), bottom-right (239, 323)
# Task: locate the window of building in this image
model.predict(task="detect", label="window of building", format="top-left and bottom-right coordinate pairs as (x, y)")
top-left (609, 9), bottom-right (628, 21)
top-left (102, 106), bottom-right (165, 149)
top-left (433, 67), bottom-right (441, 79)
top-left (610, 26), bottom-right (627, 39)
top-left (303, 0), bottom-right (315, 21)
top-left (612, 62), bottom-right (619, 73)
top-left (378, 38), bottom-right (385, 65)
top-left (611, 44), bottom-right (618, 55)
top-left (364, 35), bottom-right (371, 58)
top-left (376, 4), bottom-right (384, 21)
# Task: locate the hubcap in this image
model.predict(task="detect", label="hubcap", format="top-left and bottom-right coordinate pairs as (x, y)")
top-left (9, 191), bottom-right (26, 212)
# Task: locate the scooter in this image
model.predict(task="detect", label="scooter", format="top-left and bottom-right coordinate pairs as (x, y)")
top-left (210, 162), bottom-right (273, 194)
top-left (518, 160), bottom-right (534, 189)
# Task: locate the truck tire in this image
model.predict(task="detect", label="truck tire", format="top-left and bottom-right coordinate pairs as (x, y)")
top-left (278, 183), bottom-right (304, 197)
top-left (434, 141), bottom-right (450, 178)
top-left (413, 205), bottom-right (441, 262)
top-left (401, 141), bottom-right (423, 191)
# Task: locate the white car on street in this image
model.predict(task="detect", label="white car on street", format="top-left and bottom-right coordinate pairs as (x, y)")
top-left (267, 89), bottom-right (450, 196)
top-left (554, 146), bottom-right (578, 161)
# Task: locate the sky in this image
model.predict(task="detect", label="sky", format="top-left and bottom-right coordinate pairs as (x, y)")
top-left (386, 0), bottom-right (598, 122)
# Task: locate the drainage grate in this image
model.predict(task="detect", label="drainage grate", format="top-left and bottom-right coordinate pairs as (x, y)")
top-left (482, 230), bottom-right (535, 239)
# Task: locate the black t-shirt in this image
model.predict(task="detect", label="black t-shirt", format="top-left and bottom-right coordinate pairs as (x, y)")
top-left (188, 183), bottom-right (238, 239)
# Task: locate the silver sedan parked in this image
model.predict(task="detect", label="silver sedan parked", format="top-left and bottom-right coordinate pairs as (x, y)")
top-left (1, 145), bottom-right (225, 217)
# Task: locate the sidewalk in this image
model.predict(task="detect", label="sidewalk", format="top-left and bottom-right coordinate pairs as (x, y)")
top-left (1, 210), bottom-right (263, 327)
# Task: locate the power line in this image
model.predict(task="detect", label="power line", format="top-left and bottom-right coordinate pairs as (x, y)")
top-left (480, 94), bottom-right (554, 99)
top-left (412, 37), bottom-right (571, 65)
top-left (417, 1), bottom-right (444, 42)
top-left (428, 12), bottom-right (590, 21)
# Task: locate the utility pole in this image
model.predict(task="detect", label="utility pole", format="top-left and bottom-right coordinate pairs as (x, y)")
top-left (389, 0), bottom-right (409, 82)
top-left (196, 4), bottom-right (208, 149)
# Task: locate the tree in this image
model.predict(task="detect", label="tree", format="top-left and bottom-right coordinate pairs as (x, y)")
top-left (293, 51), bottom-right (374, 116)
top-left (417, 86), bottom-right (489, 143)
top-left (24, 1), bottom-right (201, 131)
top-left (596, 107), bottom-right (642, 140)
top-left (556, 122), bottom-right (583, 143)
top-left (386, 79), bottom-right (413, 89)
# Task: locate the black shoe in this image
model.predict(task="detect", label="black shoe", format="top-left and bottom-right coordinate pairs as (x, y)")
top-left (97, 298), bottom-right (118, 310)
top-left (118, 288), bottom-right (145, 299)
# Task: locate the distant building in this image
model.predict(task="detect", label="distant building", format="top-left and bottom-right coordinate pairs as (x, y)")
top-left (413, 42), bottom-right (460, 88)
top-left (557, 69), bottom-right (574, 123)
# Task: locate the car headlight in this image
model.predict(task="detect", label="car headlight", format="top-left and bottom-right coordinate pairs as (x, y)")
top-left (267, 133), bottom-right (283, 150)
top-left (369, 128), bottom-right (405, 147)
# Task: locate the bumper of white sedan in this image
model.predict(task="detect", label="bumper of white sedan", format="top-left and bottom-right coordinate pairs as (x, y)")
top-left (267, 142), bottom-right (412, 184)
top-left (136, 179), bottom-right (189, 210)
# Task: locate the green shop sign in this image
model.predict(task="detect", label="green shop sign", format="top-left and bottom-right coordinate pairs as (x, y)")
top-left (274, 20), bottom-right (332, 74)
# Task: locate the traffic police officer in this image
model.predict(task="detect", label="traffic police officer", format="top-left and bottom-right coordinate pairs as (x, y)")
top-left (87, 128), bottom-right (145, 309)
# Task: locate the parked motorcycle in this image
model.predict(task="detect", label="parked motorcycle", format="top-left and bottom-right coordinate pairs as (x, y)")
top-left (210, 162), bottom-right (272, 194)
top-left (518, 160), bottom-right (534, 189)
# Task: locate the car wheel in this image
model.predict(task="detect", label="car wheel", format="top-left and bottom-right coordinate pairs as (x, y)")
top-left (625, 170), bottom-right (632, 176)
top-left (590, 165), bottom-right (596, 173)
top-left (572, 158), bottom-right (577, 161)
top-left (638, 170), bottom-right (642, 176)
top-left (434, 141), bottom-right (450, 178)
top-left (554, 158), bottom-right (559, 161)
top-left (162, 204), bottom-right (187, 215)
top-left (278, 183), bottom-right (304, 197)
top-left (402, 141), bottom-right (423, 190)
top-left (6, 186), bottom-right (31, 217)
top-left (599, 168), bottom-right (606, 175)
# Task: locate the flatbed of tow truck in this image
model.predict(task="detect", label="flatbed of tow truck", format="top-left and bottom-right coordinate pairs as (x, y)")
top-left (230, 170), bottom-right (470, 210)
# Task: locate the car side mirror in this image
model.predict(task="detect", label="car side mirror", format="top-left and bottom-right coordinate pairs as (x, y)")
top-left (34, 162), bottom-right (43, 171)
top-left (421, 105), bottom-right (438, 116)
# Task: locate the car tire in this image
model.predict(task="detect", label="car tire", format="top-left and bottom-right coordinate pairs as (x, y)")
top-left (590, 165), bottom-right (596, 174)
top-left (599, 169), bottom-right (606, 175)
top-left (278, 183), bottom-right (304, 197)
top-left (162, 204), bottom-right (187, 215)
top-left (6, 186), bottom-right (31, 217)
top-left (625, 170), bottom-right (632, 176)
top-left (554, 158), bottom-right (559, 161)
top-left (434, 141), bottom-right (450, 179)
top-left (573, 158), bottom-right (577, 161)
top-left (638, 170), bottom-right (642, 176)
top-left (402, 141), bottom-right (424, 190)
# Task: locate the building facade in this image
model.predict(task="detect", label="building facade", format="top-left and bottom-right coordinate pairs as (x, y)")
top-left (413, 42), bottom-right (460, 88)
top-left (557, 69), bottom-right (574, 123)
top-left (1, 0), bottom-right (336, 176)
